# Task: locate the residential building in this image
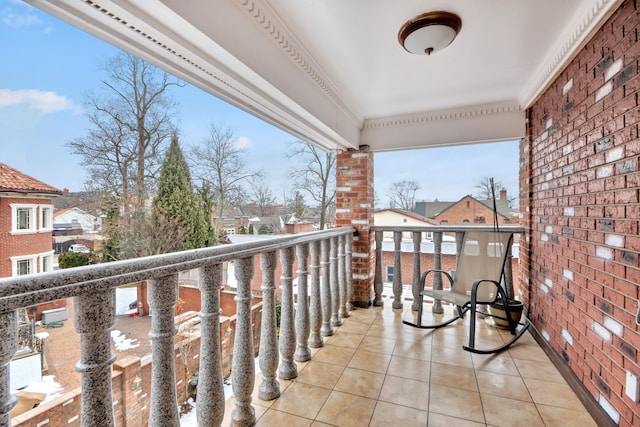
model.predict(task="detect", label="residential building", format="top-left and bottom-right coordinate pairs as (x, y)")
top-left (53, 207), bottom-right (101, 234)
top-left (414, 190), bottom-right (517, 225)
top-left (0, 163), bottom-right (62, 278)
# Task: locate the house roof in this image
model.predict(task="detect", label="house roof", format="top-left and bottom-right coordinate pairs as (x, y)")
top-left (0, 163), bottom-right (62, 195)
top-left (414, 195), bottom-right (512, 219)
top-left (375, 208), bottom-right (438, 225)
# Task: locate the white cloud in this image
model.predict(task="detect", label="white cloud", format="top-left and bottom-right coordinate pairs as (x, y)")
top-left (234, 136), bottom-right (253, 150)
top-left (2, 1), bottom-right (42, 28)
top-left (0, 89), bottom-right (82, 115)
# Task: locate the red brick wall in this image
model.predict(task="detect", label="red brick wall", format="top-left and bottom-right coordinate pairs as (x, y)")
top-left (434, 196), bottom-right (512, 225)
top-left (526, 1), bottom-right (640, 424)
top-left (0, 197), bottom-right (55, 277)
top-left (336, 147), bottom-right (375, 308)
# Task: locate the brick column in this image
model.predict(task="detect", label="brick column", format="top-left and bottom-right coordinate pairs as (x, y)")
top-left (336, 146), bottom-right (374, 308)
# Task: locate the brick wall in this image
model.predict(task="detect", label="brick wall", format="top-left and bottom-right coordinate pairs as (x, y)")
top-left (526, 1), bottom-right (640, 424)
top-left (433, 195), bottom-right (512, 225)
top-left (336, 146), bottom-right (375, 308)
top-left (0, 197), bottom-right (55, 277)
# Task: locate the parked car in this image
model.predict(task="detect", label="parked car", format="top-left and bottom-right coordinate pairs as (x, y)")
top-left (69, 244), bottom-right (90, 254)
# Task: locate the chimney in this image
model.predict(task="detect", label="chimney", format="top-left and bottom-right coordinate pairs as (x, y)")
top-left (500, 188), bottom-right (507, 201)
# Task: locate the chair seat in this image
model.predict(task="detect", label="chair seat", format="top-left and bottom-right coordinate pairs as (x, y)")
top-left (422, 289), bottom-right (469, 306)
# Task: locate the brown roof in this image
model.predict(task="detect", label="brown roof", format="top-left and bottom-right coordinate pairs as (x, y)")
top-left (0, 163), bottom-right (62, 195)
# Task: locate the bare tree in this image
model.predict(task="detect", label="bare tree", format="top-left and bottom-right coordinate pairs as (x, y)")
top-left (189, 125), bottom-right (262, 231)
top-left (67, 52), bottom-right (182, 214)
top-left (247, 177), bottom-right (277, 217)
top-left (387, 180), bottom-right (421, 211)
top-left (475, 176), bottom-right (516, 207)
top-left (287, 141), bottom-right (336, 229)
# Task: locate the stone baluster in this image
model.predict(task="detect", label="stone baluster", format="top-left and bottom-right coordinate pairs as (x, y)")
top-left (75, 289), bottom-right (116, 426)
top-left (0, 311), bottom-right (17, 426)
top-left (392, 231), bottom-right (403, 309)
top-left (308, 241), bottom-right (324, 348)
top-left (258, 252), bottom-right (279, 400)
top-left (432, 232), bottom-right (444, 313)
top-left (374, 230), bottom-right (384, 306)
top-left (320, 238), bottom-right (333, 336)
top-left (295, 243), bottom-right (311, 362)
top-left (411, 231), bottom-right (422, 311)
top-left (329, 236), bottom-right (342, 327)
top-left (279, 247), bottom-right (297, 380)
top-left (338, 234), bottom-right (348, 318)
top-left (345, 232), bottom-right (354, 312)
top-left (197, 264), bottom-right (225, 427)
top-left (147, 275), bottom-right (179, 426)
top-left (231, 257), bottom-right (256, 426)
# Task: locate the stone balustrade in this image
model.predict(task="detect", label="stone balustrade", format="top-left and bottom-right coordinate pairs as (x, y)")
top-left (0, 228), bottom-right (355, 427)
top-left (371, 225), bottom-right (525, 312)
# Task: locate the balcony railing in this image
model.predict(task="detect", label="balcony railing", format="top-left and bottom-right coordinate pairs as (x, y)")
top-left (0, 228), bottom-right (355, 427)
top-left (2, 225), bottom-right (526, 426)
top-left (371, 225), bottom-right (525, 311)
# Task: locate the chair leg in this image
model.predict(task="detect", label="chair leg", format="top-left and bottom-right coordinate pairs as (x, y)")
top-left (403, 299), bottom-right (468, 329)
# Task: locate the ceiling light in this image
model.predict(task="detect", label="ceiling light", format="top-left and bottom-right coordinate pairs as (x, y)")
top-left (398, 11), bottom-right (462, 55)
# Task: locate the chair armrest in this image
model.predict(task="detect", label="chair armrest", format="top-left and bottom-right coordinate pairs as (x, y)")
top-left (469, 279), bottom-right (502, 304)
top-left (420, 269), bottom-right (455, 288)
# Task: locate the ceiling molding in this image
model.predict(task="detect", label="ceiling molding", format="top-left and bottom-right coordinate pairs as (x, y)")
top-left (234, 0), bottom-right (362, 125)
top-left (519, 0), bottom-right (624, 108)
top-left (363, 103), bottom-right (523, 130)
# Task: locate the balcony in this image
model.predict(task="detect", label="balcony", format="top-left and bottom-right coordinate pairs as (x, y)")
top-left (2, 226), bottom-right (597, 426)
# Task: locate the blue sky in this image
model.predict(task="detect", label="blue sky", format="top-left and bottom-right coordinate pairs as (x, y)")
top-left (0, 0), bottom-right (519, 207)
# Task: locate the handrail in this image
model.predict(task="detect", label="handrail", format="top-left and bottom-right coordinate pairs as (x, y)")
top-left (371, 225), bottom-right (524, 233)
top-left (0, 228), bottom-right (355, 312)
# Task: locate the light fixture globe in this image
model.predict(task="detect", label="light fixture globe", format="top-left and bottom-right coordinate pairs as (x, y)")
top-left (398, 11), bottom-right (462, 55)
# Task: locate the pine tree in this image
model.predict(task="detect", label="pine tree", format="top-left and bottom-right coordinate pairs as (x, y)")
top-left (152, 135), bottom-right (205, 253)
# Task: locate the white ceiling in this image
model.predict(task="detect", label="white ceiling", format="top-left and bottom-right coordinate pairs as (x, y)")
top-left (29, 0), bottom-right (622, 152)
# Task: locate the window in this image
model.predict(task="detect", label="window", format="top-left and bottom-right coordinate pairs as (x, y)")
top-left (474, 215), bottom-right (486, 224)
top-left (40, 252), bottom-right (54, 273)
top-left (40, 205), bottom-right (53, 230)
top-left (11, 204), bottom-right (36, 233)
top-left (11, 255), bottom-right (37, 276)
top-left (463, 219), bottom-right (470, 223)
top-left (386, 265), bottom-right (394, 282)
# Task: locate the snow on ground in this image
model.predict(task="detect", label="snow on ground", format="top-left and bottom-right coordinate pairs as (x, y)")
top-left (111, 330), bottom-right (140, 351)
top-left (19, 375), bottom-right (64, 404)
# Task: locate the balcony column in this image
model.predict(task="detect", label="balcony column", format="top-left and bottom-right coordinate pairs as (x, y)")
top-left (432, 232), bottom-right (444, 314)
top-left (295, 243), bottom-right (311, 361)
top-left (320, 238), bottom-right (333, 336)
top-left (147, 275), bottom-right (179, 426)
top-left (0, 311), bottom-right (17, 426)
top-left (392, 231), bottom-right (403, 309)
top-left (196, 263), bottom-right (225, 427)
top-left (330, 236), bottom-right (342, 326)
top-left (258, 252), bottom-right (279, 400)
top-left (338, 234), bottom-right (348, 318)
top-left (345, 232), bottom-right (354, 312)
top-left (373, 230), bottom-right (384, 306)
top-left (279, 247), bottom-right (298, 380)
top-left (335, 147), bottom-right (375, 308)
top-left (75, 289), bottom-right (116, 427)
top-left (308, 240), bottom-right (324, 348)
top-left (411, 231), bottom-right (422, 311)
top-left (231, 257), bottom-right (256, 426)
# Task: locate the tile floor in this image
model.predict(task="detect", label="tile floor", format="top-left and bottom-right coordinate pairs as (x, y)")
top-left (219, 302), bottom-right (598, 426)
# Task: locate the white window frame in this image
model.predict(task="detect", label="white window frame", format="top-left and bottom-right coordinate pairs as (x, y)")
top-left (10, 255), bottom-right (38, 276)
top-left (39, 251), bottom-right (55, 273)
top-left (10, 204), bottom-right (37, 234)
top-left (40, 205), bottom-right (54, 231)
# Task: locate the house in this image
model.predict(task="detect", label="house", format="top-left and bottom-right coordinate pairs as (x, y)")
top-left (374, 208), bottom-right (437, 239)
top-left (0, 163), bottom-right (62, 278)
top-left (414, 190), bottom-right (518, 225)
top-left (53, 207), bottom-right (100, 234)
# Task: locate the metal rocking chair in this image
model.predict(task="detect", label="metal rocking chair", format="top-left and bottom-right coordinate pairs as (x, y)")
top-left (402, 230), bottom-right (530, 354)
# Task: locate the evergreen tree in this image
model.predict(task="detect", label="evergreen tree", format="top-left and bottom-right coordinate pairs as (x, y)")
top-left (152, 135), bottom-right (202, 253)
